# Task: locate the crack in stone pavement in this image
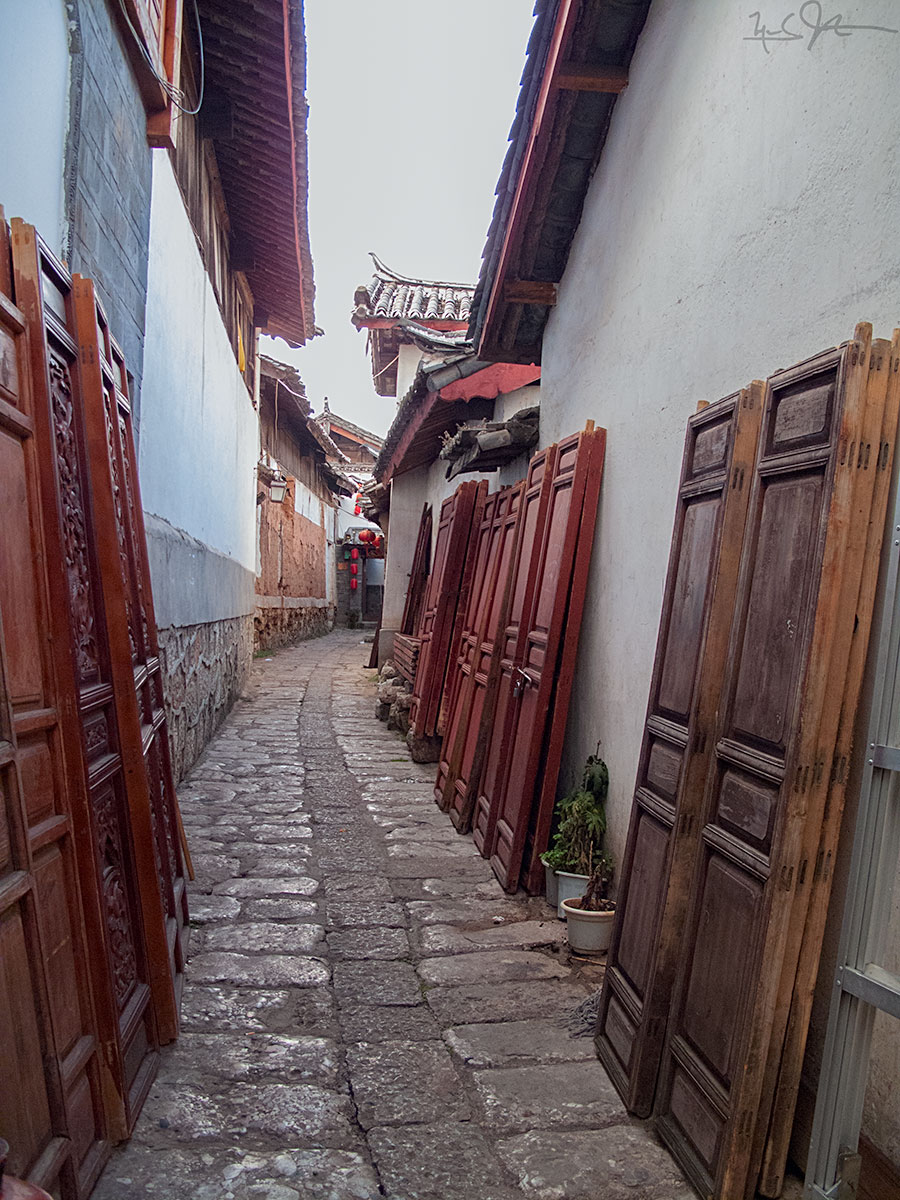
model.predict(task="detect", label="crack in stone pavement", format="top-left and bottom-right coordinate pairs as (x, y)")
top-left (92, 629), bottom-right (694, 1200)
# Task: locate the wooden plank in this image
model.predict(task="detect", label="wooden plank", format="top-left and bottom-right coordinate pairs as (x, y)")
top-left (654, 326), bottom-right (878, 1200)
top-left (757, 332), bottom-right (900, 1196)
top-left (521, 425), bottom-right (607, 891)
top-left (596, 385), bottom-right (764, 1116)
top-left (552, 61), bottom-right (629, 92)
top-left (472, 443), bottom-right (560, 857)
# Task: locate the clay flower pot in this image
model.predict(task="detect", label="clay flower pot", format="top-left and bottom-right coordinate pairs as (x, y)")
top-left (561, 897), bottom-right (616, 954)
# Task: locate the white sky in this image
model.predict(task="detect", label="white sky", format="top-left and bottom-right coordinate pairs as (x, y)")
top-left (262, 0), bottom-right (536, 437)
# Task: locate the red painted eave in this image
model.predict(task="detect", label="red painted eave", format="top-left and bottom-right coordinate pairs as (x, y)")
top-left (439, 362), bottom-right (540, 403)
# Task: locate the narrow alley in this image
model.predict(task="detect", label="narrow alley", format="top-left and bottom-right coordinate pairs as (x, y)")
top-left (92, 630), bottom-right (693, 1200)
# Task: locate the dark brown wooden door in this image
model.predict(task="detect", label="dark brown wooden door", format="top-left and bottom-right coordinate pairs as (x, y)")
top-left (0, 220), bottom-right (109, 1197)
top-left (409, 481), bottom-right (486, 739)
top-left (596, 387), bottom-right (763, 1117)
top-left (472, 445), bottom-right (559, 856)
top-left (435, 483), bottom-right (523, 829)
top-left (73, 275), bottom-right (189, 1028)
top-left (655, 331), bottom-right (877, 1199)
top-left (485, 427), bottom-right (605, 892)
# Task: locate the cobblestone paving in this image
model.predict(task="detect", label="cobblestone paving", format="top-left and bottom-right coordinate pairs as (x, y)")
top-left (94, 630), bottom-right (693, 1200)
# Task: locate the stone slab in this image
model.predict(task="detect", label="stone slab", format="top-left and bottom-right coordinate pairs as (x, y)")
top-left (179, 985), bottom-right (336, 1036)
top-left (418, 951), bottom-right (568, 988)
top-left (472, 1061), bottom-right (624, 1133)
top-left (188, 895), bottom-right (242, 924)
top-left (368, 1121), bottom-right (520, 1200)
top-left (321, 875), bottom-right (393, 899)
top-left (495, 1127), bottom-right (696, 1199)
top-left (332, 961), bottom-right (422, 1006)
top-left (417, 921), bottom-right (566, 956)
top-left (131, 1080), bottom-right (356, 1147)
top-left (345, 1040), bottom-right (469, 1129)
top-left (326, 927), bottom-right (410, 961)
top-left (425, 981), bottom-right (590, 1027)
top-left (167, 1032), bottom-right (339, 1085)
top-left (325, 900), bottom-right (408, 928)
top-left (203, 923), bottom-right (326, 955)
top-left (188, 953), bottom-right (330, 988)
top-left (215, 877), bottom-right (319, 898)
top-left (247, 856), bottom-right (315, 877)
top-left (243, 897), bottom-right (320, 921)
top-left (338, 1004), bottom-right (441, 1044)
top-left (443, 1019), bottom-right (596, 1068)
top-left (93, 1145), bottom-right (380, 1200)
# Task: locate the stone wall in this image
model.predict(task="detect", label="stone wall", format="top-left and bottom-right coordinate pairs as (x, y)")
top-left (158, 614), bottom-right (254, 781)
top-left (254, 602), bottom-right (333, 652)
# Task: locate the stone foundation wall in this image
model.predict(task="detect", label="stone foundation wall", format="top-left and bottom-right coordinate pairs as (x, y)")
top-left (254, 603), bottom-right (334, 653)
top-left (158, 614), bottom-right (254, 781)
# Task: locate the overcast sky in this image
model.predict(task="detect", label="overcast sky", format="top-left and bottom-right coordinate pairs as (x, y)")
top-left (262, 0), bottom-right (536, 437)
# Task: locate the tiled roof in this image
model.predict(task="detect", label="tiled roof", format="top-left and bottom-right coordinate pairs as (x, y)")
top-left (352, 255), bottom-right (475, 327)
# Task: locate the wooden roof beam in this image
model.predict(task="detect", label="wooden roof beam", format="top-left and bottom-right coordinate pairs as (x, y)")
top-left (552, 62), bottom-right (628, 93)
top-left (502, 280), bottom-right (558, 306)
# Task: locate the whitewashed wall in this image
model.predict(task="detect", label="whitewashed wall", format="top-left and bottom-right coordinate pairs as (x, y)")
top-left (537, 0), bottom-right (900, 1164)
top-left (0, 0), bottom-right (69, 253)
top-left (139, 151), bottom-right (259, 628)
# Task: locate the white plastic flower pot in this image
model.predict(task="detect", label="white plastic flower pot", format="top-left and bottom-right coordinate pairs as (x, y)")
top-left (555, 870), bottom-right (589, 919)
top-left (561, 898), bottom-right (616, 954)
top-left (544, 863), bottom-right (559, 909)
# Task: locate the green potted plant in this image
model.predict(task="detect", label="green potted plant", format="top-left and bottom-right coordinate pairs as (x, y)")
top-left (561, 856), bottom-right (616, 953)
top-left (540, 754), bottom-right (609, 917)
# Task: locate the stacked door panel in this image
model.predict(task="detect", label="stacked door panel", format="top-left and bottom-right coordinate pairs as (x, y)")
top-left (436, 483), bottom-right (523, 830)
top-left (655, 334), bottom-right (879, 1198)
top-left (596, 388), bottom-right (763, 1116)
top-left (472, 445), bottom-right (559, 857)
top-left (409, 481), bottom-right (486, 739)
top-left (486, 427), bottom-right (606, 892)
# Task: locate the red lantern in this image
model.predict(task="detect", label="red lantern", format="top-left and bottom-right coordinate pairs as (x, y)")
top-left (350, 563), bottom-right (358, 576)
top-left (359, 529), bottom-right (372, 543)
top-left (354, 505), bottom-right (361, 515)
top-left (350, 547), bottom-right (359, 560)
top-left (350, 578), bottom-right (358, 590)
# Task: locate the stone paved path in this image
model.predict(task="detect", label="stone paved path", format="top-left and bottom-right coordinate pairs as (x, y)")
top-left (93, 629), bottom-right (693, 1200)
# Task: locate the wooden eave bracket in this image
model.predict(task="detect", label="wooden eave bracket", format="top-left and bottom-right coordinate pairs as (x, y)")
top-left (502, 280), bottom-right (558, 306)
top-left (552, 62), bottom-right (629, 93)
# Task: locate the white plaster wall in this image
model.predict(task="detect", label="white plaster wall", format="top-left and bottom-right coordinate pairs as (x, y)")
top-left (0, 0), bottom-right (69, 252)
top-left (396, 343), bottom-right (422, 400)
top-left (139, 151), bottom-right (259, 622)
top-left (538, 0), bottom-right (900, 883)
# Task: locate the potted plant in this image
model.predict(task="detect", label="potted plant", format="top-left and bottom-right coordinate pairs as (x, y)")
top-left (562, 857), bottom-right (616, 954)
top-left (540, 755), bottom-right (609, 918)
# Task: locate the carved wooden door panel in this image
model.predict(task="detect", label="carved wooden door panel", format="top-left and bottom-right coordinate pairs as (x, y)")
top-left (486, 427), bottom-right (605, 893)
top-left (73, 275), bottom-right (188, 1026)
top-left (654, 331), bottom-right (878, 1199)
top-left (11, 222), bottom-right (173, 1109)
top-left (595, 388), bottom-right (763, 1118)
top-left (409, 481), bottom-right (486, 739)
top-left (0, 222), bottom-right (109, 1196)
top-left (472, 445), bottom-right (559, 857)
top-left (435, 484), bottom-right (523, 829)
